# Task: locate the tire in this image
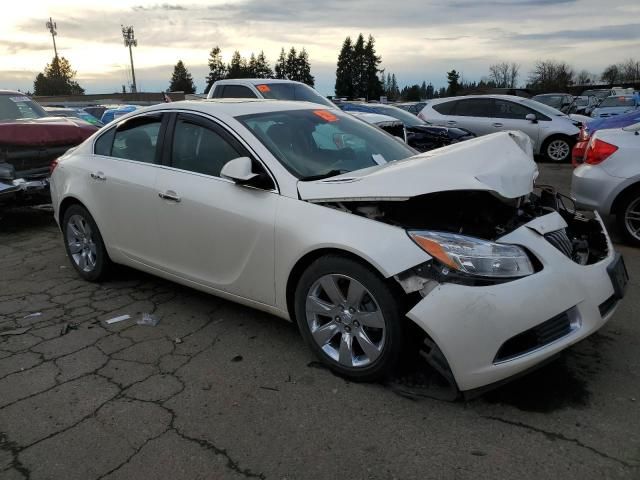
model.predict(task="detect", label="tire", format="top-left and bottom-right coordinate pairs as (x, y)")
top-left (616, 187), bottom-right (640, 246)
top-left (62, 204), bottom-right (112, 281)
top-left (543, 135), bottom-right (573, 163)
top-left (294, 255), bottom-right (404, 382)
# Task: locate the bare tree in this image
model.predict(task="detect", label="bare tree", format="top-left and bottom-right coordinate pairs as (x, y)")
top-left (488, 62), bottom-right (520, 88)
top-left (619, 58), bottom-right (640, 82)
top-left (601, 64), bottom-right (620, 85)
top-left (575, 70), bottom-right (596, 85)
top-left (528, 60), bottom-right (574, 91)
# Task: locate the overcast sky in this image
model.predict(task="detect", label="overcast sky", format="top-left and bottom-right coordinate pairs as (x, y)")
top-left (0, 0), bottom-right (638, 96)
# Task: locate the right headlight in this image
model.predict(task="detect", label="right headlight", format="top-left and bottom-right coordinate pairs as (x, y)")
top-left (408, 230), bottom-right (534, 278)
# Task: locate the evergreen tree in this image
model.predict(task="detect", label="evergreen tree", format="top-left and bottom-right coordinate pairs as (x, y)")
top-left (296, 48), bottom-right (314, 86)
top-left (389, 74), bottom-right (399, 100)
top-left (363, 35), bottom-right (383, 100)
top-left (419, 81), bottom-right (427, 99)
top-left (275, 48), bottom-right (287, 79)
top-left (352, 34), bottom-right (366, 98)
top-left (33, 56), bottom-right (84, 96)
top-left (285, 47), bottom-right (298, 80)
top-left (437, 86), bottom-right (447, 98)
top-left (426, 83), bottom-right (434, 99)
top-left (254, 51), bottom-right (273, 78)
top-left (168, 60), bottom-right (196, 94)
top-left (335, 37), bottom-right (354, 97)
top-left (205, 46), bottom-right (226, 93)
top-left (446, 69), bottom-right (461, 96)
top-left (227, 50), bottom-right (247, 78)
top-left (247, 53), bottom-right (258, 77)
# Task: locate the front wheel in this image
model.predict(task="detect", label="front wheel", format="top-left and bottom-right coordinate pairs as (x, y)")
top-left (294, 255), bottom-right (403, 381)
top-left (543, 136), bottom-right (573, 162)
top-left (62, 204), bottom-right (112, 281)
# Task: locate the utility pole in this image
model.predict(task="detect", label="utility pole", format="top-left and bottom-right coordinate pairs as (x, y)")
top-left (46, 17), bottom-right (58, 59)
top-left (121, 25), bottom-right (138, 93)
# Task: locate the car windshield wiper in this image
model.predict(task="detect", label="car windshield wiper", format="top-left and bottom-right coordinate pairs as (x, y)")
top-left (299, 169), bottom-right (349, 181)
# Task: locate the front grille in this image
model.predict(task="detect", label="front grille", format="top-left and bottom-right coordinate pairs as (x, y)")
top-left (494, 310), bottom-right (574, 363)
top-left (598, 294), bottom-right (618, 318)
top-left (545, 229), bottom-right (573, 258)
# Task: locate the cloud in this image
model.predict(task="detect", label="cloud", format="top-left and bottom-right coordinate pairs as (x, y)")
top-left (506, 23), bottom-right (640, 42)
top-left (0, 40), bottom-right (51, 54)
top-left (132, 3), bottom-right (187, 11)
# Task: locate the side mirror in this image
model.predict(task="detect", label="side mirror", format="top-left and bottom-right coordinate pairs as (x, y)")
top-left (220, 157), bottom-right (259, 184)
top-left (525, 113), bottom-right (537, 123)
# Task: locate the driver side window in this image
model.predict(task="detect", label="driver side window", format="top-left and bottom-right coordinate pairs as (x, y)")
top-left (492, 100), bottom-right (535, 120)
top-left (171, 115), bottom-right (243, 177)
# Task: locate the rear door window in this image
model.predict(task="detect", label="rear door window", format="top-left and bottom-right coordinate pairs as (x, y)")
top-left (111, 115), bottom-right (162, 163)
top-left (432, 101), bottom-right (457, 115)
top-left (454, 99), bottom-right (493, 117)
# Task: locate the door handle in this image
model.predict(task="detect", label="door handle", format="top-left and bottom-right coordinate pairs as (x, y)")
top-left (90, 172), bottom-right (106, 181)
top-left (158, 190), bottom-right (181, 203)
top-left (492, 123), bottom-right (504, 128)
top-left (446, 120), bottom-right (457, 126)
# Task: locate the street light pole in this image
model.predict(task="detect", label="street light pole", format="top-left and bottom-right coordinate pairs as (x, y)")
top-left (121, 25), bottom-right (138, 93)
top-left (46, 17), bottom-right (58, 59)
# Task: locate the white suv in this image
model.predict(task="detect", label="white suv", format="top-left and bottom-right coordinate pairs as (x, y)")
top-left (206, 78), bottom-right (335, 108)
top-left (419, 95), bottom-right (581, 162)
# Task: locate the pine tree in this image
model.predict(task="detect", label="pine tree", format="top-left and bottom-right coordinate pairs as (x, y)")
top-left (254, 51), bottom-right (273, 78)
top-left (426, 83), bottom-right (434, 99)
top-left (419, 81), bottom-right (427, 99)
top-left (33, 56), bottom-right (84, 96)
top-left (352, 34), bottom-right (366, 98)
top-left (335, 37), bottom-right (354, 97)
top-left (168, 60), bottom-right (196, 94)
top-left (247, 53), bottom-right (258, 77)
top-left (205, 46), bottom-right (226, 93)
top-left (446, 70), bottom-right (460, 96)
top-left (296, 48), bottom-right (314, 86)
top-left (227, 50), bottom-right (247, 78)
top-left (363, 35), bottom-right (383, 100)
top-left (285, 47), bottom-right (298, 80)
top-left (275, 48), bottom-right (287, 79)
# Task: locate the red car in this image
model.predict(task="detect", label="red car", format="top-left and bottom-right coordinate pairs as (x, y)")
top-left (0, 91), bottom-right (97, 208)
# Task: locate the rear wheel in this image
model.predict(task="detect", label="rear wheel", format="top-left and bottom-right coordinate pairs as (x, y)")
top-left (616, 187), bottom-right (640, 246)
top-left (543, 135), bottom-right (573, 162)
top-left (62, 204), bottom-right (112, 281)
top-left (294, 255), bottom-right (403, 381)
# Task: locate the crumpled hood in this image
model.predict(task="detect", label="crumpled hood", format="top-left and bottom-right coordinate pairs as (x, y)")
top-left (298, 131), bottom-right (537, 202)
top-left (0, 117), bottom-right (97, 147)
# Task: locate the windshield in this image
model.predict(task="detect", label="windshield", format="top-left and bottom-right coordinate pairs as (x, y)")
top-left (574, 97), bottom-right (588, 106)
top-left (583, 90), bottom-right (611, 100)
top-left (238, 109), bottom-right (415, 179)
top-left (0, 94), bottom-right (47, 121)
top-left (599, 97), bottom-right (635, 107)
top-left (255, 83), bottom-right (335, 108)
top-left (370, 105), bottom-right (425, 127)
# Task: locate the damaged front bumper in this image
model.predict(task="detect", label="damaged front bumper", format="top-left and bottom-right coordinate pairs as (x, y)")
top-left (405, 210), bottom-right (625, 392)
top-left (0, 171), bottom-right (50, 207)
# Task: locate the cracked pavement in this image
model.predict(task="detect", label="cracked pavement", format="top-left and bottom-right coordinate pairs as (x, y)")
top-left (1, 164), bottom-right (639, 479)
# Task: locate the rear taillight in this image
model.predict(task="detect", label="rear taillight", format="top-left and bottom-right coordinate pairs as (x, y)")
top-left (584, 139), bottom-right (618, 165)
top-left (49, 158), bottom-right (59, 175)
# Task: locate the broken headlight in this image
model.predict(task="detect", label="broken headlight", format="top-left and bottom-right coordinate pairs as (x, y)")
top-left (408, 230), bottom-right (534, 278)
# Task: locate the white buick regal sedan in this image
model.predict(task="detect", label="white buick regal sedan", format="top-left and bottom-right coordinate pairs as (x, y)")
top-left (50, 99), bottom-right (627, 396)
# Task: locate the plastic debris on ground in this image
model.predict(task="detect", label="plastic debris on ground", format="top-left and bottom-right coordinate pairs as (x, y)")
top-left (105, 314), bottom-right (131, 325)
top-left (137, 313), bottom-right (159, 327)
top-left (23, 312), bottom-right (42, 319)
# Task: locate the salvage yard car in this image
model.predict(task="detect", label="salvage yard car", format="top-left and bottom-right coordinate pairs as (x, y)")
top-left (0, 90), bottom-right (97, 209)
top-left (50, 99), bottom-right (627, 395)
top-left (572, 122), bottom-right (640, 245)
top-left (420, 94), bottom-right (582, 162)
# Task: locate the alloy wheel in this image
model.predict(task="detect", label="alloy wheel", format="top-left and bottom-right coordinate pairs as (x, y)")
top-left (624, 197), bottom-right (640, 242)
top-left (305, 274), bottom-right (386, 368)
top-left (66, 214), bottom-right (98, 272)
top-left (547, 139), bottom-right (570, 162)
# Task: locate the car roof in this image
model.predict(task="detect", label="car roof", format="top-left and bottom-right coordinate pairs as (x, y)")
top-left (0, 90), bottom-right (24, 95)
top-left (533, 93), bottom-right (570, 96)
top-left (214, 78), bottom-right (306, 86)
top-left (141, 98), bottom-right (334, 117)
top-left (429, 94), bottom-right (533, 103)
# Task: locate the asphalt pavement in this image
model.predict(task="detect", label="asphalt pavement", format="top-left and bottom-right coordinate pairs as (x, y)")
top-left (0, 164), bottom-right (638, 479)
